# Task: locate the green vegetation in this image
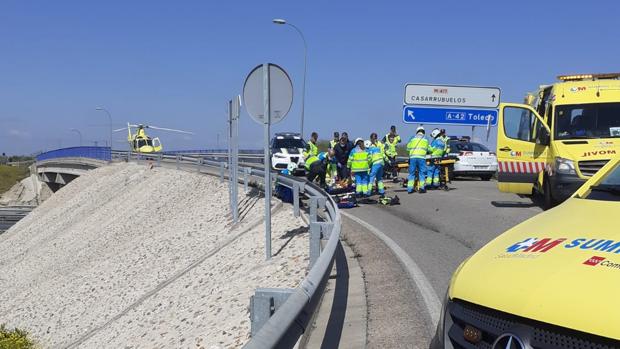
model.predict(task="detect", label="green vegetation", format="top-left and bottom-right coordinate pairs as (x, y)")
top-left (0, 324), bottom-right (36, 349)
top-left (0, 165), bottom-right (30, 195)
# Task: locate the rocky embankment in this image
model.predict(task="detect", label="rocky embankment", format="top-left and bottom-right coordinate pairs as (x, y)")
top-left (0, 162), bottom-right (308, 348)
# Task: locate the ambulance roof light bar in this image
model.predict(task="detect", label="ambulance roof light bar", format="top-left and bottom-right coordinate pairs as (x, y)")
top-left (558, 73), bottom-right (620, 81)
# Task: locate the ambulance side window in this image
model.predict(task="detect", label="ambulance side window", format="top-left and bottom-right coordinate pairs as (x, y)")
top-left (503, 107), bottom-right (536, 143)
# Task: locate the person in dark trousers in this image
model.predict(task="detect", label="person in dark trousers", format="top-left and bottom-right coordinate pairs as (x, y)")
top-left (305, 152), bottom-right (329, 188)
top-left (333, 136), bottom-right (352, 180)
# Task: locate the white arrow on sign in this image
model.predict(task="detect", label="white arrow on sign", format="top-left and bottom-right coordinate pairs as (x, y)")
top-left (407, 110), bottom-right (415, 119)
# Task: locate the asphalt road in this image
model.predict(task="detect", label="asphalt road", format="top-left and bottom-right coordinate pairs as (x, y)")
top-left (344, 177), bottom-right (543, 341)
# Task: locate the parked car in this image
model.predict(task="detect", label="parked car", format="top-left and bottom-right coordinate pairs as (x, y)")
top-left (448, 139), bottom-right (498, 181)
top-left (270, 133), bottom-right (306, 174)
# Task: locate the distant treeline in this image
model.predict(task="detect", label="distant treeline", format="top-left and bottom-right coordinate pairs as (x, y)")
top-left (0, 155), bottom-right (35, 165)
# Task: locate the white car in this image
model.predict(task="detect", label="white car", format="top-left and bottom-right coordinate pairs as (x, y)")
top-left (270, 133), bottom-right (307, 174)
top-left (448, 140), bottom-right (498, 181)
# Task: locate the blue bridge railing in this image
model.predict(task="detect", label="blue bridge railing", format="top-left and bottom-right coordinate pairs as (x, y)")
top-left (36, 147), bottom-right (112, 162)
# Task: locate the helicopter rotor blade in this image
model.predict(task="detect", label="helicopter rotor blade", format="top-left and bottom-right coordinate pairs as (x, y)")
top-left (113, 128), bottom-right (127, 133)
top-left (146, 126), bottom-right (194, 135)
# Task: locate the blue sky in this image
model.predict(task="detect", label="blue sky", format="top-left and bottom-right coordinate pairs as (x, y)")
top-left (1, 0), bottom-right (619, 154)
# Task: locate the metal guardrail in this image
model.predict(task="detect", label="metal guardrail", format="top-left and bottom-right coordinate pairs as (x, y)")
top-left (37, 149), bottom-right (341, 347)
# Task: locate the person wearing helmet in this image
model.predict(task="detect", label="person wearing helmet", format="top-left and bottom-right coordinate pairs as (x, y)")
top-left (368, 133), bottom-right (386, 197)
top-left (348, 138), bottom-right (371, 197)
top-left (440, 128), bottom-right (450, 153)
top-left (406, 126), bottom-right (430, 193)
top-left (305, 151), bottom-right (330, 188)
top-left (426, 128), bottom-right (447, 189)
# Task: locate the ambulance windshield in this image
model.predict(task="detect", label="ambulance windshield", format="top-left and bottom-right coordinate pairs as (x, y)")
top-left (555, 102), bottom-right (620, 140)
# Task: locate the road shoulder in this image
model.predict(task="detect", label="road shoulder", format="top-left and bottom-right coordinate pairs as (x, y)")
top-left (341, 213), bottom-right (431, 348)
top-left (303, 240), bottom-right (367, 349)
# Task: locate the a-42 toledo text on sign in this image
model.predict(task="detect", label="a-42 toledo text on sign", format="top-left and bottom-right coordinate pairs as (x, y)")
top-left (403, 106), bottom-right (498, 126)
top-left (404, 84), bottom-right (501, 109)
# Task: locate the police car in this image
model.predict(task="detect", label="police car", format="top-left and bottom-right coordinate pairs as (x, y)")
top-left (434, 155), bottom-right (620, 348)
top-left (270, 133), bottom-right (307, 174)
top-left (448, 137), bottom-right (498, 181)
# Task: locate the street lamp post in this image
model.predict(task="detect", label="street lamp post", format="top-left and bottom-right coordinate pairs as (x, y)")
top-left (70, 128), bottom-right (82, 146)
top-left (95, 107), bottom-right (113, 149)
top-left (273, 18), bottom-right (307, 137)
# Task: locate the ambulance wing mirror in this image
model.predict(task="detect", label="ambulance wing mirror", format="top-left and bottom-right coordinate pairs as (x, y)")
top-left (531, 107), bottom-right (551, 146)
top-left (537, 128), bottom-right (550, 146)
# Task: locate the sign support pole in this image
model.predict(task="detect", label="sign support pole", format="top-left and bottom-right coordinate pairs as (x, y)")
top-left (262, 64), bottom-right (272, 260)
top-left (232, 96), bottom-right (240, 223)
top-left (242, 62), bottom-right (292, 261)
top-left (228, 100), bottom-right (234, 215)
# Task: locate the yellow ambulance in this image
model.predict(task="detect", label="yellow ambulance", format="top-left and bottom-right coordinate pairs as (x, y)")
top-left (435, 154), bottom-right (620, 348)
top-left (495, 73), bottom-right (620, 208)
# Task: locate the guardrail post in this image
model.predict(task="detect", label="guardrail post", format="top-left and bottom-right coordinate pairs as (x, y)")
top-left (309, 197), bottom-right (318, 223)
top-left (250, 288), bottom-right (293, 337)
top-left (308, 196), bottom-right (326, 268)
top-left (309, 196), bottom-right (325, 223)
top-left (197, 158), bottom-right (203, 172)
top-left (244, 168), bottom-right (250, 193)
top-left (293, 183), bottom-right (300, 218)
top-left (157, 153), bottom-right (161, 167)
top-left (220, 162), bottom-right (225, 182)
top-left (176, 154), bottom-right (180, 169)
top-left (309, 221), bottom-right (321, 268)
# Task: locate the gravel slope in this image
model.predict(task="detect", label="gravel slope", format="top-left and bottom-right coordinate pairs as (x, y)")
top-left (0, 162), bottom-right (308, 348)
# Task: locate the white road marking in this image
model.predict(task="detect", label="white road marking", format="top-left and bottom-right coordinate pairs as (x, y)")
top-left (341, 211), bottom-right (441, 329)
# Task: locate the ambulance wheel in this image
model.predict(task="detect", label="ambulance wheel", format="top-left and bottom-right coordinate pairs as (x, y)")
top-left (480, 174), bottom-right (492, 181)
top-left (543, 177), bottom-right (557, 210)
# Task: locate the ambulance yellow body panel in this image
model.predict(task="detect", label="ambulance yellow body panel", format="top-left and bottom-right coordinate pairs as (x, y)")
top-left (436, 156), bottom-right (620, 348)
top-left (495, 73), bottom-right (620, 208)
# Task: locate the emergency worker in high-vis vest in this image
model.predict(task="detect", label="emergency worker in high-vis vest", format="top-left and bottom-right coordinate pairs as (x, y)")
top-left (367, 133), bottom-right (386, 196)
top-left (347, 138), bottom-right (371, 197)
top-left (406, 126), bottom-right (430, 193)
top-left (426, 128), bottom-right (447, 189)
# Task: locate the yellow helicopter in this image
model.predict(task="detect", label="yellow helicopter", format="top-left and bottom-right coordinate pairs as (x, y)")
top-left (114, 123), bottom-right (193, 153)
